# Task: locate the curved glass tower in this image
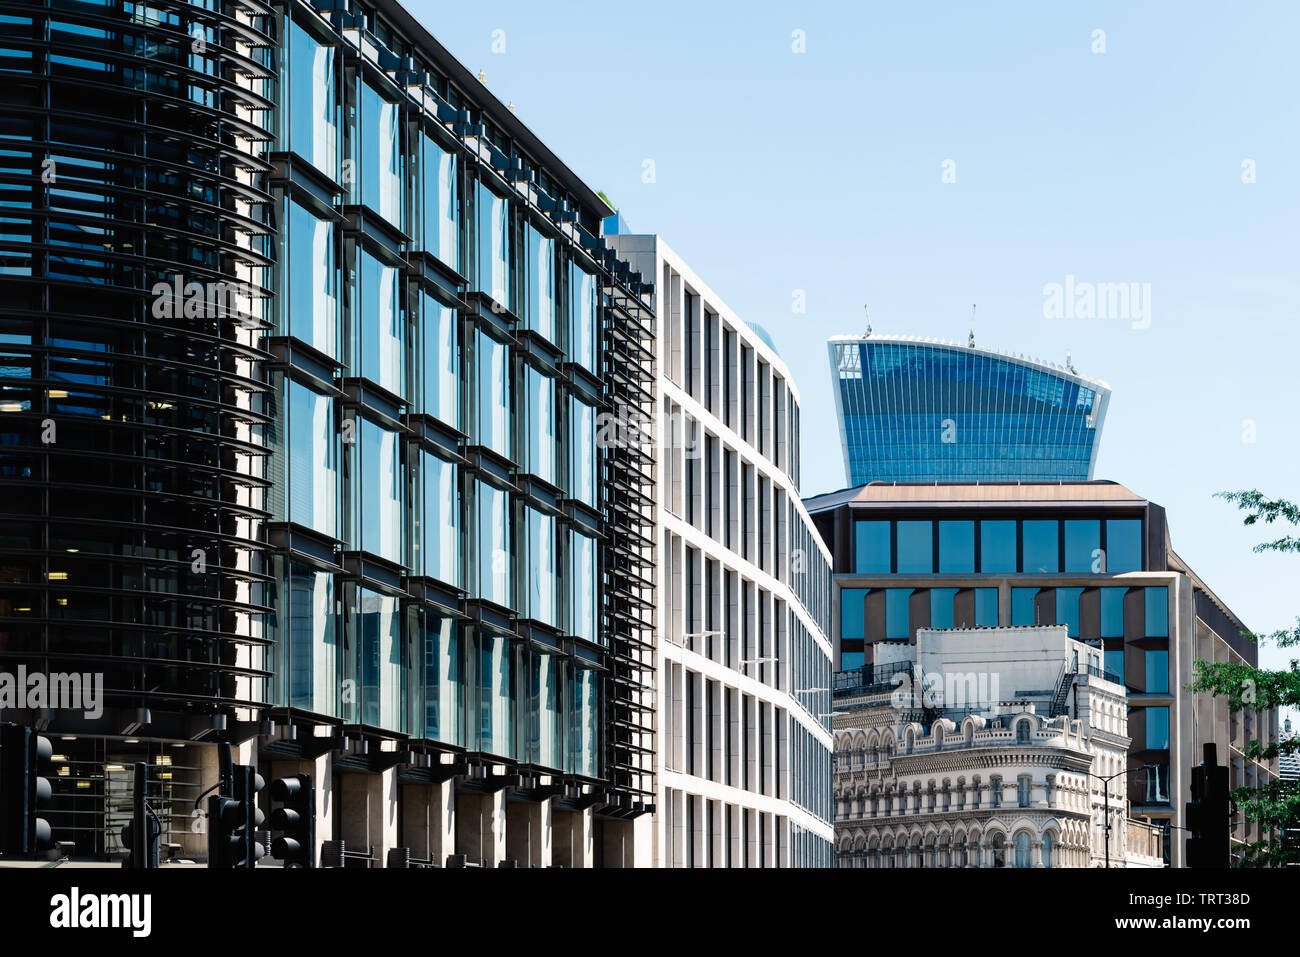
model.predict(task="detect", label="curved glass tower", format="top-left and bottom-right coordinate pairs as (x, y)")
top-left (829, 335), bottom-right (1110, 484)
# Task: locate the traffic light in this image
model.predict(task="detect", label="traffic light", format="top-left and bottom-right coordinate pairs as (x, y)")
top-left (208, 762), bottom-right (265, 868)
top-left (0, 723), bottom-right (53, 858)
top-left (121, 762), bottom-right (160, 869)
top-left (270, 773), bottom-right (316, 868)
top-left (1185, 742), bottom-right (1230, 868)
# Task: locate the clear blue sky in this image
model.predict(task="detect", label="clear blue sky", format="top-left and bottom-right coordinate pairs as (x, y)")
top-left (408, 0), bottom-right (1300, 687)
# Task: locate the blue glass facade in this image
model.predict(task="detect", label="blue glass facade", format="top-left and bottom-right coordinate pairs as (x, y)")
top-left (829, 337), bottom-right (1110, 484)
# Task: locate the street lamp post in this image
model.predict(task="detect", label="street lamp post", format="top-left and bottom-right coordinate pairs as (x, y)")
top-left (1086, 764), bottom-right (1159, 867)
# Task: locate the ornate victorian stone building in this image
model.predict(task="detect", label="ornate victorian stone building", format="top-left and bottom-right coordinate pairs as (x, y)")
top-left (833, 626), bottom-right (1164, 867)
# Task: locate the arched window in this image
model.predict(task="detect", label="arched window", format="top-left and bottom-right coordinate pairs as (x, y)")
top-left (991, 832), bottom-right (1006, 867)
top-left (1016, 719), bottom-right (1031, 743)
top-left (1014, 832), bottom-right (1032, 868)
top-left (1041, 831), bottom-right (1054, 868)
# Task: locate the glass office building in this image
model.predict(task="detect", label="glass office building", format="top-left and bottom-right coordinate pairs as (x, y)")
top-left (0, 0), bottom-right (655, 864)
top-left (805, 480), bottom-right (1278, 866)
top-left (829, 335), bottom-right (1111, 485)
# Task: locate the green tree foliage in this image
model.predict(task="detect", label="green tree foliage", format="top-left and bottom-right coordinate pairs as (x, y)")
top-left (1188, 491), bottom-right (1300, 866)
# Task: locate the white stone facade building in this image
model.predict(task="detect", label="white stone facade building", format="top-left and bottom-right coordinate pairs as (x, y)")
top-left (608, 231), bottom-right (836, 867)
top-left (833, 626), bottom-right (1163, 867)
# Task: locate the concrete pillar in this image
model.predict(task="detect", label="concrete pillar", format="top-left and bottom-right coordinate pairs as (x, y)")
top-left (429, 778), bottom-right (454, 864)
top-left (339, 768), bottom-right (396, 863)
top-left (506, 798), bottom-right (552, 868)
top-left (400, 782), bottom-right (432, 861)
top-left (552, 806), bottom-right (594, 868)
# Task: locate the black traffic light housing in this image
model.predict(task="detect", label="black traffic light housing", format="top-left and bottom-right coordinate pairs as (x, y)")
top-left (207, 743), bottom-right (265, 868)
top-left (270, 773), bottom-right (316, 868)
top-left (1185, 742), bottom-right (1230, 868)
top-left (121, 762), bottom-right (161, 869)
top-left (0, 723), bottom-right (53, 859)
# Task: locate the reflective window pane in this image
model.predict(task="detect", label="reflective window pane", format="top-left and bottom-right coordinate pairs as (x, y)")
top-left (474, 329), bottom-right (510, 458)
top-left (475, 181), bottom-right (509, 303)
top-left (525, 223), bottom-right (555, 342)
top-left (1145, 586), bottom-right (1168, 637)
top-left (477, 630), bottom-right (516, 759)
top-left (568, 261), bottom-right (596, 372)
top-left (569, 529), bottom-right (598, 643)
top-left (1145, 706), bottom-right (1170, 750)
top-left (524, 507), bottom-right (557, 626)
top-left (854, 520), bottom-right (890, 574)
top-left (1145, 649), bottom-right (1168, 693)
top-left (420, 449), bottom-right (459, 587)
top-left (930, 587), bottom-right (957, 629)
top-left (475, 479), bottom-right (511, 607)
top-left (286, 198), bottom-right (336, 356)
top-left (1063, 520), bottom-right (1100, 573)
top-left (1106, 519), bottom-right (1142, 572)
top-left (840, 588), bottom-right (868, 641)
top-left (569, 395), bottom-right (596, 507)
top-left (1011, 587), bottom-right (1037, 626)
top-left (980, 520), bottom-right (1016, 573)
top-left (420, 292), bottom-right (458, 428)
top-left (356, 417), bottom-right (402, 562)
top-left (360, 82), bottom-right (401, 226)
top-left (288, 20), bottom-right (336, 177)
top-left (1022, 520), bottom-right (1058, 573)
top-left (529, 651), bottom-right (562, 769)
top-left (938, 521), bottom-right (974, 573)
top-left (885, 588), bottom-right (911, 640)
top-left (358, 587), bottom-right (402, 731)
top-left (975, 587), bottom-right (998, 627)
top-left (568, 664), bottom-right (599, 777)
top-left (1056, 586), bottom-right (1082, 638)
top-left (896, 521), bottom-right (932, 574)
top-left (286, 379), bottom-right (336, 537)
top-left (420, 609), bottom-right (463, 746)
top-left (525, 366), bottom-right (555, 483)
top-left (287, 562), bottom-right (337, 716)
top-left (1104, 649), bottom-right (1124, 683)
top-left (421, 133), bottom-right (458, 270)
top-left (353, 247), bottom-right (403, 397)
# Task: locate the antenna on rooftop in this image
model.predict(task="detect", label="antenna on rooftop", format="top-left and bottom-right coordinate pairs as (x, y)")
top-left (864, 304), bottom-right (872, 337)
top-left (1066, 350), bottom-right (1076, 374)
top-left (968, 304), bottom-right (976, 348)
